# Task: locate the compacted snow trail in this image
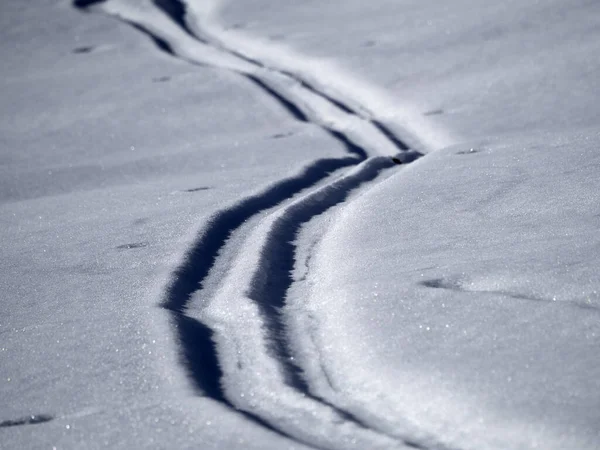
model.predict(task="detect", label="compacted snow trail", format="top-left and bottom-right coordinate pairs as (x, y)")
top-left (189, 159), bottom-right (423, 450)
top-left (69, 0), bottom-right (454, 448)
top-left (69, 1), bottom-right (458, 449)
top-left (74, 0), bottom-right (426, 160)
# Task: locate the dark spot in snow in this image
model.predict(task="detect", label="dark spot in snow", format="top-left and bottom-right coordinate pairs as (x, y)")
top-left (424, 109), bottom-right (444, 116)
top-left (456, 148), bottom-right (480, 155)
top-left (153, 0), bottom-right (190, 35)
top-left (116, 242), bottom-right (149, 250)
top-left (271, 132), bottom-right (293, 140)
top-left (363, 40), bottom-right (377, 47)
top-left (184, 187), bottom-right (210, 193)
top-left (0, 415), bottom-right (53, 428)
top-left (229, 23), bottom-right (245, 30)
top-left (72, 46), bottom-right (95, 54)
top-left (420, 278), bottom-right (460, 290)
top-left (403, 439), bottom-right (428, 450)
top-left (576, 301), bottom-right (600, 311)
top-left (152, 76), bottom-right (171, 83)
top-left (392, 151), bottom-right (422, 165)
top-left (73, 0), bottom-right (105, 8)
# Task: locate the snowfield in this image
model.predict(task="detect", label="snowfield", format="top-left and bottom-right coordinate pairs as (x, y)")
top-left (1, 0), bottom-right (599, 449)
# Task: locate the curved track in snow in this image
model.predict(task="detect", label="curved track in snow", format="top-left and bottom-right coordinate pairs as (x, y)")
top-left (74, 1), bottom-right (455, 449)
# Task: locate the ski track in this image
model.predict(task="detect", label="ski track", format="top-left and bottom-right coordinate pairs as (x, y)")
top-left (194, 157), bottom-right (443, 450)
top-left (72, 1), bottom-right (457, 449)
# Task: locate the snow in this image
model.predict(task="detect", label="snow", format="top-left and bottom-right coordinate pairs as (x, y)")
top-left (1, 0), bottom-right (599, 449)
top-left (307, 133), bottom-right (600, 450)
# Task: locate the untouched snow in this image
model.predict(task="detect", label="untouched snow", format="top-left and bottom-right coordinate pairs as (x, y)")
top-left (1, 0), bottom-right (599, 449)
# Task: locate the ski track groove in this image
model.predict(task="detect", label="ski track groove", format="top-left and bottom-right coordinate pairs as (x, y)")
top-left (243, 157), bottom-right (396, 432)
top-left (71, 1), bottom-right (455, 449)
top-left (200, 158), bottom-right (412, 450)
top-left (76, 0), bottom-right (418, 160)
top-left (233, 156), bottom-right (440, 450)
top-left (162, 157), bottom-right (358, 314)
top-left (244, 159), bottom-right (396, 393)
top-left (164, 157), bottom-right (361, 446)
top-left (166, 0), bottom-right (414, 155)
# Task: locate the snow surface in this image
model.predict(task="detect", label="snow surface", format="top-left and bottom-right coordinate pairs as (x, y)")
top-left (1, 0), bottom-right (599, 449)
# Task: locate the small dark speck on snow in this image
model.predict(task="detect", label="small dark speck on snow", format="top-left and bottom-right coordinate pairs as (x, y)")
top-left (73, 46), bottom-right (95, 54)
top-left (0, 414), bottom-right (53, 428)
top-left (456, 148), bottom-right (480, 155)
top-left (184, 186), bottom-right (210, 193)
top-left (73, 0), bottom-right (105, 8)
top-left (116, 242), bottom-right (149, 250)
top-left (271, 132), bottom-right (293, 139)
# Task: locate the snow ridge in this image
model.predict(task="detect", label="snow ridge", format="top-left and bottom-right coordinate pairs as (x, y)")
top-left (163, 157), bottom-right (361, 446)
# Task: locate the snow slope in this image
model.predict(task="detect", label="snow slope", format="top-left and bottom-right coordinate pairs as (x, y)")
top-left (307, 134), bottom-right (600, 450)
top-left (1, 0), bottom-right (599, 449)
